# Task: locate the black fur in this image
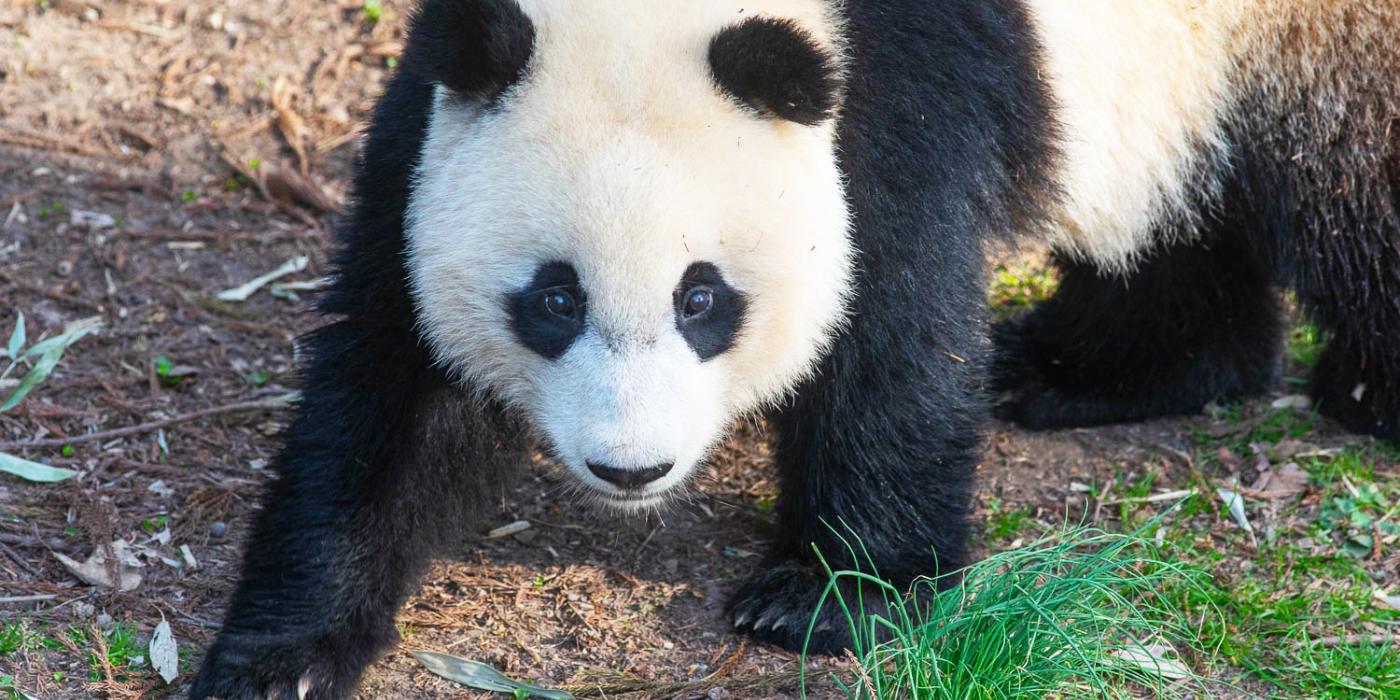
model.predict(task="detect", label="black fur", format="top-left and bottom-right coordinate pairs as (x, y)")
top-left (732, 0), bottom-right (1057, 651)
top-left (403, 0), bottom-right (535, 101)
top-left (995, 46), bottom-right (1400, 442)
top-left (992, 229), bottom-right (1284, 429)
top-left (509, 262), bottom-right (585, 360)
top-left (708, 17), bottom-right (843, 126)
top-left (197, 0), bottom-right (1398, 695)
top-left (197, 3), bottom-right (1057, 690)
top-left (191, 10), bottom-right (530, 697)
top-left (674, 262), bottom-right (747, 361)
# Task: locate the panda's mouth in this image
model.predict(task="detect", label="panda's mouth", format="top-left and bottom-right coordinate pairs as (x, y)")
top-left (598, 492), bottom-right (668, 511)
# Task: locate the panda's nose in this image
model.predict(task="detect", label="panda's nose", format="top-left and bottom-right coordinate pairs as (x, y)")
top-left (586, 460), bottom-right (674, 489)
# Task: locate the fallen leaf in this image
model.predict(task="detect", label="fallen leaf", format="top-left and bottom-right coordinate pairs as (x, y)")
top-left (1271, 394), bottom-right (1312, 411)
top-left (487, 520), bottom-right (531, 539)
top-left (411, 651), bottom-right (572, 699)
top-left (68, 209), bottom-right (116, 230)
top-left (149, 619), bottom-right (179, 684)
top-left (1113, 642), bottom-right (1193, 681)
top-left (1374, 589), bottom-right (1400, 613)
top-left (6, 311), bottom-right (24, 359)
top-left (271, 77), bottom-right (309, 174)
top-left (1249, 462), bottom-right (1309, 500)
top-left (157, 96), bottom-right (196, 116)
top-left (1216, 487), bottom-right (1255, 542)
top-left (264, 167), bottom-right (341, 213)
top-left (55, 541), bottom-right (142, 591)
top-left (217, 256), bottom-right (310, 302)
top-left (0, 451), bottom-right (78, 482)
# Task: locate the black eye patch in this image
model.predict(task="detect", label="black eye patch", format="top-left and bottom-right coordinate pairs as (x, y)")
top-left (708, 16), bottom-right (843, 126)
top-left (508, 262), bottom-right (585, 360)
top-left (674, 263), bottom-right (747, 361)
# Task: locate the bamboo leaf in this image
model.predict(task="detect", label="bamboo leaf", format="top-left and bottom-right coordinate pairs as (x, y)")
top-left (0, 451), bottom-right (78, 482)
top-left (411, 651), bottom-right (572, 699)
top-left (6, 312), bottom-right (24, 359)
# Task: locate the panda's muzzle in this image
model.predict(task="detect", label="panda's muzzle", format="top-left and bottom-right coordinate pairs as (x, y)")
top-left (586, 460), bottom-right (674, 490)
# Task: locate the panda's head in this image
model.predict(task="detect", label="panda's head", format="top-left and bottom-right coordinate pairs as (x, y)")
top-left (404, 0), bottom-right (853, 509)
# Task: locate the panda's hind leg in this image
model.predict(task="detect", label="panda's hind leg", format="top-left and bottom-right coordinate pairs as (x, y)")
top-left (1297, 215), bottom-right (1400, 444)
top-left (993, 228), bottom-right (1284, 429)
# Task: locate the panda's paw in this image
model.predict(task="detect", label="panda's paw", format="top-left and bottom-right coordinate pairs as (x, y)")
top-left (1312, 360), bottom-right (1399, 443)
top-left (728, 562), bottom-right (863, 654)
top-left (190, 632), bottom-right (371, 700)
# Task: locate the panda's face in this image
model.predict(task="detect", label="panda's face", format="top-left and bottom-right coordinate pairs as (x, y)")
top-left (405, 0), bottom-right (852, 508)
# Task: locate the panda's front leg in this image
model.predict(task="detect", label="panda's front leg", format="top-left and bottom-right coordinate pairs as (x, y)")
top-left (731, 305), bottom-right (984, 653)
top-left (191, 320), bottom-right (519, 699)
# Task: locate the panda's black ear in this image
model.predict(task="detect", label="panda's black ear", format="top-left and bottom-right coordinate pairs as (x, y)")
top-left (709, 17), bottom-right (843, 126)
top-left (405, 0), bottom-right (536, 100)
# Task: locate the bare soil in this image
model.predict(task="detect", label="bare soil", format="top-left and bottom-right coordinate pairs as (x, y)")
top-left (1, 2), bottom-right (1395, 699)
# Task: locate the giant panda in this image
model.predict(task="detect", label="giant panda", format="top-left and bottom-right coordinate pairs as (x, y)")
top-left (193, 0), bottom-right (1400, 697)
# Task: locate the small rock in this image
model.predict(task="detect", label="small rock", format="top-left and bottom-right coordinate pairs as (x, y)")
top-left (707, 688), bottom-right (729, 700)
top-left (95, 612), bottom-right (113, 629)
top-left (76, 602), bottom-right (96, 619)
top-left (209, 521), bottom-right (227, 538)
top-left (55, 260), bottom-right (72, 277)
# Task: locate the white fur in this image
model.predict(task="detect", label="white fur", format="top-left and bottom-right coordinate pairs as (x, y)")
top-left (1026, 0), bottom-right (1242, 270)
top-left (406, 0), bottom-right (852, 502)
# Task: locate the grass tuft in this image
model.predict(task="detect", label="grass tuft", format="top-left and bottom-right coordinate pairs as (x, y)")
top-left (805, 524), bottom-right (1215, 699)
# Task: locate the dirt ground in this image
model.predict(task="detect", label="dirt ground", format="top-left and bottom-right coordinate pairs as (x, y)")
top-left (1, 2), bottom-right (1396, 699)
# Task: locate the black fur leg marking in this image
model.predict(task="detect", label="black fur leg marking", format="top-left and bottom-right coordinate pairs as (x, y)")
top-left (994, 232), bottom-right (1283, 430)
top-left (195, 54), bottom-right (526, 698)
top-left (1311, 337), bottom-right (1400, 443)
top-left (732, 0), bottom-right (1054, 654)
top-left (190, 322), bottom-right (522, 700)
top-left (190, 631), bottom-right (380, 700)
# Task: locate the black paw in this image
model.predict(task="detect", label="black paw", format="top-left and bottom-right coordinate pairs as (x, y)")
top-left (728, 562), bottom-right (892, 654)
top-left (190, 631), bottom-right (380, 700)
top-left (1313, 355), bottom-right (1398, 443)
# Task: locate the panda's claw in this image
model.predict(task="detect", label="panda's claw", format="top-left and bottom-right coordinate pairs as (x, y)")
top-left (728, 560), bottom-right (862, 654)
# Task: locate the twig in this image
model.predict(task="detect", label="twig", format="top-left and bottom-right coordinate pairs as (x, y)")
top-left (0, 594), bottom-right (58, 604)
top-left (1100, 489), bottom-right (1196, 506)
top-left (0, 131), bottom-right (115, 159)
top-left (0, 538), bottom-right (42, 578)
top-left (0, 396), bottom-right (296, 451)
top-left (1307, 633), bottom-right (1394, 647)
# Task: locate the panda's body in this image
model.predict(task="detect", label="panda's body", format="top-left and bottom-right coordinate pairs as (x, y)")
top-left (194, 1), bottom-right (1400, 696)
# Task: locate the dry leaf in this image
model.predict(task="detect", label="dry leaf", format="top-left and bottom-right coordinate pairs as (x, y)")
top-left (1374, 589), bottom-right (1400, 613)
top-left (217, 256), bottom-right (310, 302)
top-left (150, 619), bottom-right (179, 684)
top-left (1271, 395), bottom-right (1312, 411)
top-left (264, 167), bottom-right (341, 213)
top-left (1216, 487), bottom-right (1256, 544)
top-left (271, 77), bottom-right (309, 174)
top-left (487, 520), bottom-right (530, 539)
top-left (1113, 642), bottom-right (1193, 681)
top-left (1249, 462), bottom-right (1309, 500)
top-left (55, 541), bottom-right (143, 591)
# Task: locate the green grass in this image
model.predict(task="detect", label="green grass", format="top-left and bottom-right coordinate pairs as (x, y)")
top-left (1288, 322), bottom-right (1327, 369)
top-left (983, 498), bottom-right (1034, 541)
top-left (1145, 445), bottom-right (1400, 698)
top-left (0, 623), bottom-right (24, 656)
top-left (988, 263), bottom-right (1058, 319)
top-left (362, 0), bottom-right (383, 23)
top-left (805, 525), bottom-right (1212, 699)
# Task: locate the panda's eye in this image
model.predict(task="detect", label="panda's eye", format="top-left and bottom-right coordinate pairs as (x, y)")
top-left (543, 289), bottom-right (577, 319)
top-left (682, 287), bottom-right (714, 319)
